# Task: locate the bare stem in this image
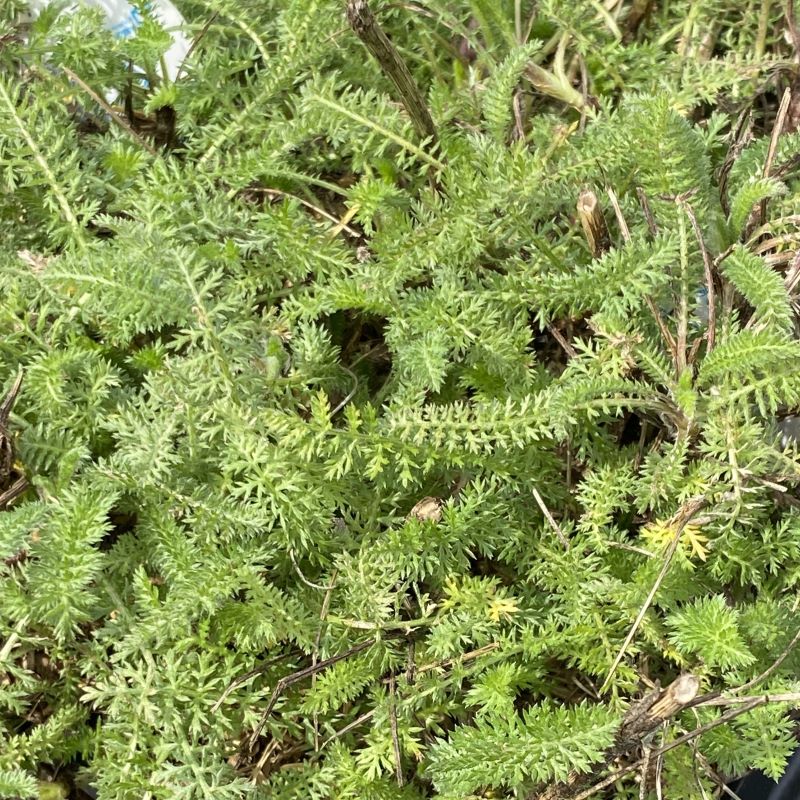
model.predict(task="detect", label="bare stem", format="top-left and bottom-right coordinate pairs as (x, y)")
top-left (347, 0), bottom-right (438, 143)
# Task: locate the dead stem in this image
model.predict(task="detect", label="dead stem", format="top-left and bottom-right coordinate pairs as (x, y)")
top-left (347, 0), bottom-right (437, 143)
top-left (532, 486), bottom-right (570, 549)
top-left (389, 675), bottom-right (404, 785)
top-left (679, 199), bottom-right (716, 355)
top-left (247, 637), bottom-right (380, 749)
top-left (60, 66), bottom-right (159, 156)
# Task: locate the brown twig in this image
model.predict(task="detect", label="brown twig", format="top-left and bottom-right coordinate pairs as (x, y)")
top-left (569, 689), bottom-right (800, 800)
top-left (784, 249), bottom-right (800, 295)
top-left (389, 675), bottom-right (404, 786)
top-left (765, 86), bottom-right (792, 171)
top-left (694, 690), bottom-right (800, 707)
top-left (548, 324), bottom-right (578, 359)
top-left (638, 744), bottom-right (652, 800)
top-left (712, 243), bottom-right (737, 269)
top-left (176, 11), bottom-right (219, 81)
top-left (405, 639), bottom-right (416, 685)
top-left (417, 642), bottom-right (499, 674)
top-left (731, 625), bottom-right (800, 695)
top-left (0, 370), bottom-right (25, 506)
top-left (320, 708), bottom-right (377, 749)
top-left (532, 486), bottom-right (570, 549)
top-left (513, 90), bottom-right (527, 141)
top-left (312, 567), bottom-right (338, 750)
top-left (694, 748), bottom-right (744, 800)
top-left (647, 296), bottom-right (678, 362)
top-left (249, 188), bottom-right (360, 238)
top-left (570, 698), bottom-right (765, 800)
top-left (60, 66), bottom-right (159, 156)
top-left (572, 675), bottom-right (602, 701)
top-left (211, 653), bottom-right (296, 713)
top-left (719, 107), bottom-right (754, 215)
top-left (250, 737), bottom-right (281, 782)
top-left (0, 476), bottom-right (28, 509)
top-left (247, 638), bottom-right (380, 749)
top-left (346, 0), bottom-right (437, 143)
top-left (606, 186), bottom-right (631, 242)
top-left (680, 199), bottom-right (716, 354)
top-left (0, 370), bottom-right (23, 426)
top-left (772, 151), bottom-right (800, 181)
top-left (752, 232), bottom-right (800, 255)
top-left (533, 675), bottom-right (700, 800)
top-left (636, 187), bottom-right (659, 236)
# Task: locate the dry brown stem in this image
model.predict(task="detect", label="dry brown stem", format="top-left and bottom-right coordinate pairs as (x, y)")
top-left (532, 674), bottom-right (700, 800)
top-left (577, 190), bottom-right (611, 257)
top-left (346, 0), bottom-right (437, 143)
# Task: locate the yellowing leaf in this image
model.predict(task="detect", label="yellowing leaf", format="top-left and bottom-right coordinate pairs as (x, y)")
top-left (641, 520), bottom-right (673, 550)
top-left (487, 597), bottom-right (519, 622)
top-left (641, 520), bottom-right (709, 562)
top-left (682, 524), bottom-right (709, 561)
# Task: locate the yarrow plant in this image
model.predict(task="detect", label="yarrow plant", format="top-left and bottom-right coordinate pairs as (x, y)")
top-left (3, 0), bottom-right (800, 798)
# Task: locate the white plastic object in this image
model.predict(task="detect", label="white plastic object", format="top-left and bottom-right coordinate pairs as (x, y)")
top-left (24, 0), bottom-right (191, 82)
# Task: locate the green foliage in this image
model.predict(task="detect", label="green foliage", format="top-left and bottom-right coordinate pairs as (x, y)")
top-left (482, 43), bottom-right (539, 142)
top-left (721, 245), bottom-right (794, 336)
top-left (666, 595), bottom-right (755, 670)
top-left (2, 0), bottom-right (800, 798)
top-left (728, 176), bottom-right (787, 237)
top-left (427, 703), bottom-right (619, 794)
top-left (0, 770), bottom-right (38, 799)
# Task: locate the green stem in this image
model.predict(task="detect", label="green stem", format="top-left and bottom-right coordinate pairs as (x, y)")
top-left (755, 0), bottom-right (772, 59)
top-left (0, 81), bottom-right (84, 249)
top-left (310, 93), bottom-right (445, 169)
